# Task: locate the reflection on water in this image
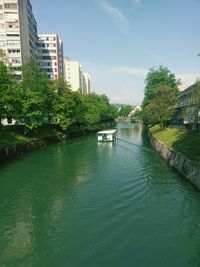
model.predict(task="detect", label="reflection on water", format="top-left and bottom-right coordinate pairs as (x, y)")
top-left (0, 123), bottom-right (200, 267)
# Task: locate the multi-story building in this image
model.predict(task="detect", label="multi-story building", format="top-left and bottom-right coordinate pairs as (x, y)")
top-left (64, 58), bottom-right (90, 94)
top-left (83, 72), bottom-right (90, 95)
top-left (172, 83), bottom-right (200, 128)
top-left (0, 0), bottom-right (38, 79)
top-left (64, 58), bottom-right (83, 92)
top-left (38, 33), bottom-right (64, 80)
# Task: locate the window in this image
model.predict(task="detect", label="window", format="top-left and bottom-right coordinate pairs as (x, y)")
top-left (8, 49), bottom-right (20, 54)
top-left (0, 14), bottom-right (3, 19)
top-left (4, 3), bottom-right (17, 9)
top-left (11, 58), bottom-right (21, 63)
top-left (7, 41), bottom-right (20, 46)
top-left (6, 33), bottom-right (20, 37)
top-left (42, 56), bottom-right (51, 60)
top-left (0, 23), bottom-right (4, 28)
top-left (12, 66), bottom-right (22, 71)
top-left (6, 22), bottom-right (19, 29)
top-left (42, 49), bottom-right (49, 53)
top-left (0, 5), bottom-right (3, 9)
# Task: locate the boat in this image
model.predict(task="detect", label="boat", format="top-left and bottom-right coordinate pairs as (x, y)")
top-left (97, 129), bottom-right (117, 142)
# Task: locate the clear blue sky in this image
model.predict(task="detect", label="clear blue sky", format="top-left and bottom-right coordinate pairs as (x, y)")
top-left (32, 0), bottom-right (200, 105)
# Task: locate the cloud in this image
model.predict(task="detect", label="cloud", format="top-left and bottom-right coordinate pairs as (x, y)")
top-left (112, 66), bottom-right (148, 76)
top-left (96, 0), bottom-right (130, 33)
top-left (131, 0), bottom-right (142, 8)
top-left (176, 73), bottom-right (200, 91)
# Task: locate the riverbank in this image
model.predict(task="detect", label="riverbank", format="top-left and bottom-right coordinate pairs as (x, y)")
top-left (0, 126), bottom-right (65, 164)
top-left (0, 122), bottom-right (115, 164)
top-left (149, 125), bottom-right (200, 190)
top-left (150, 125), bottom-right (200, 162)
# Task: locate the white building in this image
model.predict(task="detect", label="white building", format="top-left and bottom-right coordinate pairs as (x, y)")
top-left (83, 72), bottom-right (91, 94)
top-left (64, 58), bottom-right (90, 94)
top-left (38, 33), bottom-right (64, 80)
top-left (64, 58), bottom-right (83, 92)
top-left (0, 0), bottom-right (38, 79)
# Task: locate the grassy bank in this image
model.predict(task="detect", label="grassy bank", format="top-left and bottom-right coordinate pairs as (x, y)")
top-left (0, 122), bottom-right (115, 150)
top-left (149, 125), bottom-right (200, 162)
top-left (0, 126), bottom-right (63, 150)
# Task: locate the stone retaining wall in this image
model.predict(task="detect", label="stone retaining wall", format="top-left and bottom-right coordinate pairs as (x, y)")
top-left (148, 130), bottom-right (200, 190)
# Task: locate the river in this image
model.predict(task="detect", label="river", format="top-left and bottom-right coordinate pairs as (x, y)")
top-left (0, 123), bottom-right (200, 267)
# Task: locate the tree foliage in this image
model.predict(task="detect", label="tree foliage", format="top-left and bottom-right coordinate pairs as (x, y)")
top-left (142, 85), bottom-right (177, 127)
top-left (0, 60), bottom-right (20, 125)
top-left (142, 66), bottom-right (180, 108)
top-left (0, 59), bottom-right (116, 132)
top-left (118, 105), bottom-right (132, 117)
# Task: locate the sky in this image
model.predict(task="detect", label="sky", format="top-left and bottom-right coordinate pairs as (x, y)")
top-left (32, 0), bottom-right (200, 105)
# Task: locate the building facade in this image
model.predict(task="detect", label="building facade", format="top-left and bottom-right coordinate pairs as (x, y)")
top-left (172, 84), bottom-right (200, 129)
top-left (0, 0), bottom-right (38, 79)
top-left (64, 58), bottom-right (90, 94)
top-left (83, 72), bottom-right (91, 95)
top-left (38, 33), bottom-right (64, 80)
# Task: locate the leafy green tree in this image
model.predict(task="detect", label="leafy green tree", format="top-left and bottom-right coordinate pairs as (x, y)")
top-left (81, 93), bottom-right (117, 130)
top-left (118, 105), bottom-right (132, 117)
top-left (20, 59), bottom-right (47, 132)
top-left (0, 60), bottom-right (20, 125)
top-left (143, 85), bottom-right (178, 127)
top-left (50, 79), bottom-right (82, 130)
top-left (142, 66), bottom-right (180, 108)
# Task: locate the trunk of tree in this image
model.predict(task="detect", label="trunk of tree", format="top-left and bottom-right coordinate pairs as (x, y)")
top-left (48, 115), bottom-right (51, 125)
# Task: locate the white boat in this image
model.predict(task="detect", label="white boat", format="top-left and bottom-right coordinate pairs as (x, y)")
top-left (97, 129), bottom-right (117, 142)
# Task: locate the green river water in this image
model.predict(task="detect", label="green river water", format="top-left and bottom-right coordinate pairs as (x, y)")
top-left (0, 123), bottom-right (200, 267)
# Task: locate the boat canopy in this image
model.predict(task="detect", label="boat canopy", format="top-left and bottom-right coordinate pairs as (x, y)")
top-left (97, 129), bottom-right (117, 135)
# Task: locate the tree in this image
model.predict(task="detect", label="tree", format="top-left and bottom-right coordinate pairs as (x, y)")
top-left (143, 85), bottom-right (178, 127)
top-left (142, 66), bottom-right (180, 108)
top-left (20, 59), bottom-right (47, 132)
top-left (118, 105), bottom-right (132, 117)
top-left (81, 93), bottom-right (117, 130)
top-left (0, 60), bottom-right (20, 125)
top-left (51, 79), bottom-right (82, 130)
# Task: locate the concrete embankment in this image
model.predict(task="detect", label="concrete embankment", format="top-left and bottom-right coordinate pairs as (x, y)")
top-left (148, 130), bottom-right (200, 190)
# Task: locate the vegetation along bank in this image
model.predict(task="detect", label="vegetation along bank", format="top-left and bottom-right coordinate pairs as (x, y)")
top-left (0, 59), bottom-right (117, 164)
top-left (138, 65), bottom-right (200, 190)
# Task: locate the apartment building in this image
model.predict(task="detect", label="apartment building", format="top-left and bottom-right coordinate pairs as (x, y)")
top-left (64, 58), bottom-right (83, 92)
top-left (83, 72), bottom-right (91, 95)
top-left (0, 0), bottom-right (38, 79)
top-left (64, 58), bottom-right (91, 94)
top-left (38, 33), bottom-right (64, 80)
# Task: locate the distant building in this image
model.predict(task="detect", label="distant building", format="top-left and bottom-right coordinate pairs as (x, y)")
top-left (0, 0), bottom-right (38, 79)
top-left (38, 33), bottom-right (64, 80)
top-left (83, 72), bottom-right (91, 94)
top-left (172, 84), bottom-right (200, 128)
top-left (64, 58), bottom-right (90, 94)
top-left (64, 58), bottom-right (83, 92)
